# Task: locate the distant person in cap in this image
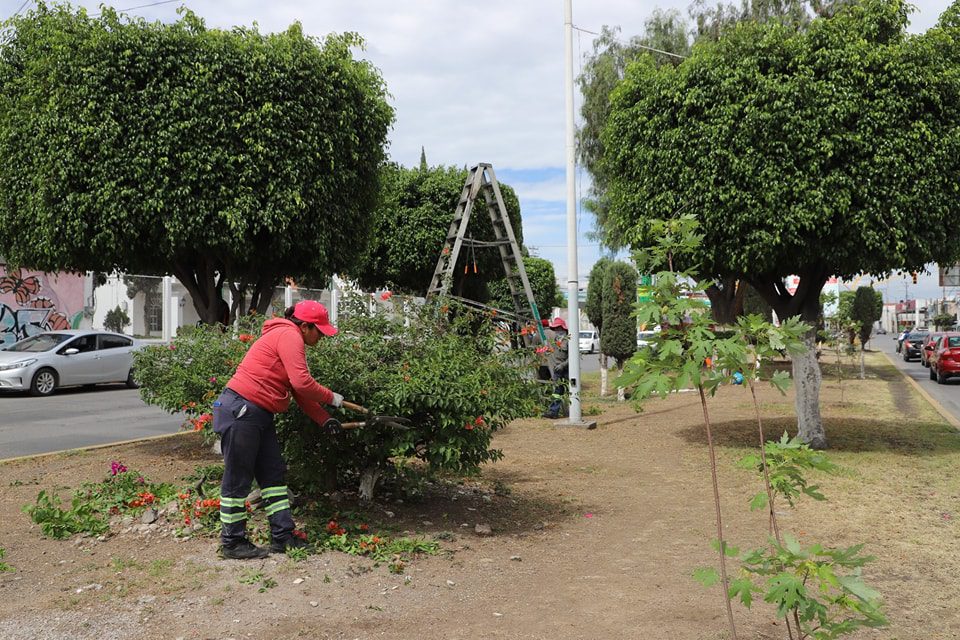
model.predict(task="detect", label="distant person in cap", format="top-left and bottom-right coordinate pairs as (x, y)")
top-left (212, 299), bottom-right (344, 559)
top-left (537, 318), bottom-right (556, 383)
top-left (543, 316), bottom-right (569, 419)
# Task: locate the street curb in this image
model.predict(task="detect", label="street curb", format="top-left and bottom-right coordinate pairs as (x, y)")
top-left (0, 431), bottom-right (189, 465)
top-left (878, 350), bottom-right (960, 431)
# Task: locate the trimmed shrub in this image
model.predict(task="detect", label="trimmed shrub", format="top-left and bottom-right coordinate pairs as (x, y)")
top-left (134, 298), bottom-right (541, 497)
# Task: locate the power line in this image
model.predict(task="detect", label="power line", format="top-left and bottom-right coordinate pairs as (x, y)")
top-left (572, 24), bottom-right (688, 60)
top-left (10, 0), bottom-right (33, 19)
top-left (91, 0), bottom-right (185, 18)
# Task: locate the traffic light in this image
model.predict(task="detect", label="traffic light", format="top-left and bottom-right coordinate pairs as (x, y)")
top-left (912, 272), bottom-right (918, 284)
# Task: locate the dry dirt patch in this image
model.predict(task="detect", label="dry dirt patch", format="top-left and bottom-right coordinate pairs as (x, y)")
top-left (1, 352), bottom-right (958, 639)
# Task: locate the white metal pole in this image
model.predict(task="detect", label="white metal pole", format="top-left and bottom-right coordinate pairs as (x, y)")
top-left (161, 276), bottom-right (172, 342)
top-left (564, 0), bottom-right (583, 423)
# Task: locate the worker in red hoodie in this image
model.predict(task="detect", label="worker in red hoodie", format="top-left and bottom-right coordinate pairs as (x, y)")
top-left (212, 299), bottom-right (343, 559)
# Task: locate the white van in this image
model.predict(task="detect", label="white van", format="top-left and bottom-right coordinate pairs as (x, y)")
top-left (579, 330), bottom-right (599, 354)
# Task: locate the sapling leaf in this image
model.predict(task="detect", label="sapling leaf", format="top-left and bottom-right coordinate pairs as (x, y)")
top-left (749, 492), bottom-right (769, 511)
top-left (769, 370), bottom-right (792, 394)
top-left (783, 534), bottom-right (803, 556)
top-left (837, 574), bottom-right (882, 603)
top-left (693, 566), bottom-right (720, 587)
top-left (765, 572), bottom-right (806, 617)
top-left (711, 539), bottom-right (740, 558)
top-left (728, 577), bottom-right (759, 607)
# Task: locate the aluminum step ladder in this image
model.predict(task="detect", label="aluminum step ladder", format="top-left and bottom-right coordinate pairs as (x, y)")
top-left (426, 163), bottom-right (546, 341)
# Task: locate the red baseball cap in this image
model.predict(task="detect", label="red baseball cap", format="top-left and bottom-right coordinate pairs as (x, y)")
top-left (293, 300), bottom-right (338, 336)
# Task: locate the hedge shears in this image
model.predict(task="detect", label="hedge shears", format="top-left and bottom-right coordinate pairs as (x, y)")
top-left (340, 400), bottom-right (413, 431)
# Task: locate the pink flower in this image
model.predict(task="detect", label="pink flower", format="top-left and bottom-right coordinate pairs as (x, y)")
top-left (209, 377), bottom-right (217, 383)
top-left (110, 461), bottom-right (127, 476)
top-left (380, 291), bottom-right (393, 301)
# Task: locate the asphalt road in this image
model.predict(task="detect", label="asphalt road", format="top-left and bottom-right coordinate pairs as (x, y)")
top-left (0, 386), bottom-right (183, 460)
top-left (873, 333), bottom-right (960, 422)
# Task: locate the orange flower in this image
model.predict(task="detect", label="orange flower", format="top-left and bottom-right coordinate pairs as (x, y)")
top-left (238, 333), bottom-right (255, 343)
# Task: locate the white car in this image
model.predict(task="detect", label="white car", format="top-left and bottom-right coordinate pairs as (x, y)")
top-left (637, 326), bottom-right (662, 349)
top-left (0, 330), bottom-right (141, 396)
top-left (579, 330), bottom-right (599, 354)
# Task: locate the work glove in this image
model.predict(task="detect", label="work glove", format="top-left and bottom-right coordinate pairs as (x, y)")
top-left (330, 392), bottom-right (343, 408)
top-left (320, 418), bottom-right (343, 436)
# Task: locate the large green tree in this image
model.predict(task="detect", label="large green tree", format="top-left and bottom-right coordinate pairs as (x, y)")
top-left (350, 163), bottom-right (523, 303)
top-left (578, 0), bottom-right (868, 323)
top-left (0, 5), bottom-right (393, 323)
top-left (600, 0), bottom-right (960, 447)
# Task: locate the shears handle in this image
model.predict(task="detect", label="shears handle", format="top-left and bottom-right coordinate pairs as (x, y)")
top-left (341, 400), bottom-right (368, 414)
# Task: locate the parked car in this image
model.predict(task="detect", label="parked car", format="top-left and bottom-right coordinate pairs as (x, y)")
top-left (901, 329), bottom-right (929, 362)
top-left (578, 330), bottom-right (599, 354)
top-left (637, 326), bottom-right (661, 349)
top-left (920, 332), bottom-right (945, 368)
top-left (0, 330), bottom-right (140, 396)
top-left (929, 333), bottom-right (960, 383)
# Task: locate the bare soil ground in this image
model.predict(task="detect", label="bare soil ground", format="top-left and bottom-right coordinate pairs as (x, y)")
top-left (1, 352), bottom-right (959, 640)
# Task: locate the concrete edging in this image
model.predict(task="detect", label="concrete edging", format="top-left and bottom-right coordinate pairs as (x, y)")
top-left (878, 350), bottom-right (960, 431)
top-left (0, 431), bottom-right (189, 465)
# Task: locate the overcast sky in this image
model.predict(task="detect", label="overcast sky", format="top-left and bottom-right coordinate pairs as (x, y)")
top-left (2, 0), bottom-right (956, 303)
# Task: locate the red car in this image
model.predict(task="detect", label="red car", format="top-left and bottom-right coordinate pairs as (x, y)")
top-left (928, 333), bottom-right (960, 384)
top-left (921, 332), bottom-right (945, 368)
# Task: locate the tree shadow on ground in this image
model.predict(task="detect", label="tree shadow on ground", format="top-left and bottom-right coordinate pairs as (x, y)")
top-left (675, 416), bottom-right (960, 457)
top-left (367, 470), bottom-right (585, 538)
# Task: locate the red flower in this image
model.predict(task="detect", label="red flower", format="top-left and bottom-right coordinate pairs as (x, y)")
top-left (474, 416), bottom-right (485, 426)
top-left (292, 529), bottom-right (308, 541)
top-left (238, 333), bottom-right (255, 343)
top-left (464, 423), bottom-right (474, 431)
top-left (380, 291), bottom-right (393, 301)
top-left (359, 523), bottom-right (369, 532)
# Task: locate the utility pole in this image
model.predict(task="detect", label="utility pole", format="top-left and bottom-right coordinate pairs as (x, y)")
top-left (563, 0), bottom-right (594, 429)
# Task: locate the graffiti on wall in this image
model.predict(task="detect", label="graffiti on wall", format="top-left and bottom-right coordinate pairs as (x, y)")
top-left (0, 267), bottom-right (84, 348)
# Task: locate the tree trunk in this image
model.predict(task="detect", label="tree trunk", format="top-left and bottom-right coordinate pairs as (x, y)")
top-left (859, 348), bottom-right (865, 380)
top-left (749, 269), bottom-right (829, 449)
top-left (600, 353), bottom-right (609, 396)
top-left (792, 331), bottom-right (827, 449)
top-left (616, 359), bottom-right (625, 402)
top-left (171, 258), bottom-right (225, 325)
top-left (705, 277), bottom-right (744, 324)
top-left (358, 466), bottom-right (382, 501)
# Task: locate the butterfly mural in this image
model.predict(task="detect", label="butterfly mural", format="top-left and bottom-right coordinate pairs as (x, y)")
top-left (0, 269), bottom-right (42, 305)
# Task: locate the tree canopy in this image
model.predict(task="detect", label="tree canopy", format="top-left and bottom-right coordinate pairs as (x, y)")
top-left (0, 4), bottom-right (393, 323)
top-left (598, 0), bottom-right (960, 447)
top-left (350, 163), bottom-right (523, 302)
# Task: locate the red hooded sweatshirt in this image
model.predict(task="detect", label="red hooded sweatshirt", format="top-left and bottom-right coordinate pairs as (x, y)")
top-left (227, 318), bottom-right (334, 425)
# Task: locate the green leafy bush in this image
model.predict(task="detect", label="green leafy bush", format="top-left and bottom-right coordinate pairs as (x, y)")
top-left (135, 297), bottom-right (541, 496)
top-left (22, 462), bottom-right (177, 539)
top-left (134, 316), bottom-right (262, 438)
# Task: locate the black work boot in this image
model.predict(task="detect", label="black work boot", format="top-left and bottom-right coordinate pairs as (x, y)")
top-left (219, 539), bottom-right (269, 560)
top-left (269, 536), bottom-right (312, 554)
